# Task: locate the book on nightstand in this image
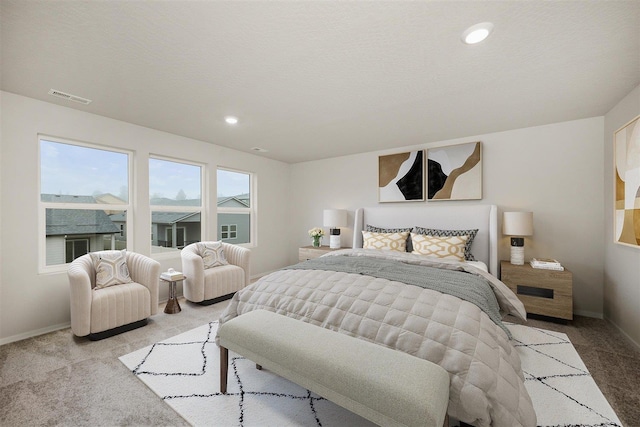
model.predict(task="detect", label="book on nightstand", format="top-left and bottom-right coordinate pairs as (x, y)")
top-left (530, 258), bottom-right (564, 271)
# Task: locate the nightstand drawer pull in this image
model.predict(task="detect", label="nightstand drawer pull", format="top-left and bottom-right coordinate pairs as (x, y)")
top-left (517, 285), bottom-right (554, 299)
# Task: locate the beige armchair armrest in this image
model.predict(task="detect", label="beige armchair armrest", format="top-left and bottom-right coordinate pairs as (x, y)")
top-left (222, 243), bottom-right (251, 286)
top-left (67, 255), bottom-right (95, 337)
top-left (126, 251), bottom-right (161, 315)
top-left (182, 245), bottom-right (206, 302)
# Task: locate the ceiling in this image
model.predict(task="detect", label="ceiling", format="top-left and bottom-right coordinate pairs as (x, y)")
top-left (2, 1), bottom-right (639, 164)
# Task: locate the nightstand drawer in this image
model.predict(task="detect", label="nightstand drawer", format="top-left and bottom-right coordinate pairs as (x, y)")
top-left (501, 260), bottom-right (573, 320)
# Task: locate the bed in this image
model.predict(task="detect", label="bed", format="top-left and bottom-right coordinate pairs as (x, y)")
top-left (218, 204), bottom-right (536, 427)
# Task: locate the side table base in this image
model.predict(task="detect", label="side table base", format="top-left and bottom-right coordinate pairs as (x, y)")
top-left (165, 298), bottom-right (181, 314)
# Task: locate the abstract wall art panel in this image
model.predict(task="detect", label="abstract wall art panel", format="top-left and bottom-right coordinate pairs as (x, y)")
top-left (378, 150), bottom-right (424, 202)
top-left (427, 141), bottom-right (482, 201)
top-left (614, 114), bottom-right (640, 248)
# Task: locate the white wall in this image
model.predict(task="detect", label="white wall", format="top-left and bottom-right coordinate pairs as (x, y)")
top-left (290, 117), bottom-right (605, 318)
top-left (603, 84), bottom-right (640, 347)
top-left (0, 91), bottom-right (291, 344)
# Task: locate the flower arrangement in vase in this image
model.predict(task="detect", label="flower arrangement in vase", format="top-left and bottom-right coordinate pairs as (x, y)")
top-left (308, 227), bottom-right (325, 247)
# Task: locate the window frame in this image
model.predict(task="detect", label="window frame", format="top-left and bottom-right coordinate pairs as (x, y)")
top-left (38, 135), bottom-right (132, 273)
top-left (216, 167), bottom-right (256, 247)
top-left (149, 155), bottom-right (205, 258)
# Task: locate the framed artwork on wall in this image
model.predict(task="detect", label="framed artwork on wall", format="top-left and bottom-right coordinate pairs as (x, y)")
top-left (427, 141), bottom-right (482, 201)
top-left (614, 114), bottom-right (640, 248)
top-left (378, 150), bottom-right (424, 202)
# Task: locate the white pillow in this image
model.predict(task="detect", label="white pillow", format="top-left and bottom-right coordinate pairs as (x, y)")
top-left (196, 241), bottom-right (229, 268)
top-left (90, 250), bottom-right (133, 289)
top-left (362, 231), bottom-right (409, 252)
top-left (410, 233), bottom-right (468, 262)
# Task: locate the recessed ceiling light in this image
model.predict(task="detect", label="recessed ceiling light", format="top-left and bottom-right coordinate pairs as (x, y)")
top-left (225, 116), bottom-right (238, 125)
top-left (461, 22), bottom-right (494, 45)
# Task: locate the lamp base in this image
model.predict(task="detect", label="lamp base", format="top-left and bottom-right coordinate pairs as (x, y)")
top-left (329, 230), bottom-right (341, 249)
top-left (510, 246), bottom-right (525, 265)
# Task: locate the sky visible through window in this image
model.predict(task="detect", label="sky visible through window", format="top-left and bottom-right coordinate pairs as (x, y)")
top-left (41, 140), bottom-right (250, 201)
top-left (149, 158), bottom-right (201, 201)
top-left (217, 169), bottom-right (250, 198)
top-left (40, 140), bottom-right (128, 200)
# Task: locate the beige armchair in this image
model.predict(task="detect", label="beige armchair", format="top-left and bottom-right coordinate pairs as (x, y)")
top-left (181, 242), bottom-right (250, 304)
top-left (68, 250), bottom-right (160, 339)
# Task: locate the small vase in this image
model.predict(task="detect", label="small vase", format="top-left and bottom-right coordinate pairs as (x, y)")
top-left (312, 236), bottom-right (322, 247)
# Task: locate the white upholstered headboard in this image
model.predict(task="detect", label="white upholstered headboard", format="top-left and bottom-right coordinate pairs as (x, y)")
top-left (353, 204), bottom-right (498, 276)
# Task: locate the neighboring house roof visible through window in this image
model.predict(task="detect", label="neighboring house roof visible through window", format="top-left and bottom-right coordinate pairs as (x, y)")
top-left (43, 194), bottom-right (121, 236)
top-left (149, 212), bottom-right (201, 225)
top-left (217, 196), bottom-right (249, 208)
top-left (150, 197), bottom-right (201, 206)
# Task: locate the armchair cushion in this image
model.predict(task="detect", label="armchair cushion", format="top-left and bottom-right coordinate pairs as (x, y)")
top-left (90, 249), bottom-right (133, 289)
top-left (196, 241), bottom-right (229, 268)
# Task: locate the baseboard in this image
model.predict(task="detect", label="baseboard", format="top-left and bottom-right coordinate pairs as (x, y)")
top-left (573, 309), bottom-right (604, 319)
top-left (0, 321), bottom-right (70, 346)
top-left (604, 315), bottom-right (640, 350)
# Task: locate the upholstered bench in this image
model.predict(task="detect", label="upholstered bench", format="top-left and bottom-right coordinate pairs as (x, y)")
top-left (218, 310), bottom-right (450, 427)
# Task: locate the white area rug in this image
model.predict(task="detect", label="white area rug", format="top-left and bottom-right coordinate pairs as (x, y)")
top-left (119, 322), bottom-right (622, 427)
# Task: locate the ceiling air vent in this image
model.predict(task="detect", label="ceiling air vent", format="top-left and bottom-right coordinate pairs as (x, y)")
top-left (48, 89), bottom-right (92, 105)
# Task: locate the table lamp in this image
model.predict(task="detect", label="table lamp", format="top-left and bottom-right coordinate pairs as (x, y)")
top-left (323, 209), bottom-right (347, 249)
top-left (503, 211), bottom-right (533, 265)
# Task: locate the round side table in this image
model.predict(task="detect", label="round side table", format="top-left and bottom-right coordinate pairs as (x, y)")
top-left (161, 276), bottom-right (185, 314)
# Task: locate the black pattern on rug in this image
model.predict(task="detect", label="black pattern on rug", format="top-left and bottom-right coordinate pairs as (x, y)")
top-left (121, 321), bottom-right (623, 427)
top-left (509, 324), bottom-right (622, 427)
top-left (128, 321), bottom-right (328, 426)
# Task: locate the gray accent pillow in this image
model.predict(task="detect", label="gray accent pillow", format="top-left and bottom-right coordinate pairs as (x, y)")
top-left (365, 224), bottom-right (413, 252)
top-left (412, 227), bottom-right (478, 261)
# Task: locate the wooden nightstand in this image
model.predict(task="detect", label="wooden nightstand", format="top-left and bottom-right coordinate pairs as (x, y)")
top-left (500, 260), bottom-right (573, 320)
top-left (298, 246), bottom-right (349, 261)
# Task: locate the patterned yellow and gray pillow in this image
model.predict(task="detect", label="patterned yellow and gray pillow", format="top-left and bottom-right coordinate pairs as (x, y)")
top-left (90, 249), bottom-right (133, 289)
top-left (362, 231), bottom-right (409, 252)
top-left (196, 241), bottom-right (229, 269)
top-left (412, 227), bottom-right (478, 261)
top-left (410, 233), bottom-right (468, 261)
top-left (365, 224), bottom-right (413, 251)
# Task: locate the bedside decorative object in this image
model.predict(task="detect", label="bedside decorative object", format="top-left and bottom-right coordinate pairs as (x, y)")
top-left (503, 211), bottom-right (533, 265)
top-left (323, 209), bottom-right (347, 249)
top-left (308, 227), bottom-right (324, 247)
top-left (613, 114), bottom-right (640, 248)
top-left (530, 258), bottom-right (564, 271)
top-left (501, 261), bottom-right (572, 320)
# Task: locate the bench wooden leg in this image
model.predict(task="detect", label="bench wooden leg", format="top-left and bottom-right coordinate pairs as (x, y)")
top-left (220, 346), bottom-right (228, 394)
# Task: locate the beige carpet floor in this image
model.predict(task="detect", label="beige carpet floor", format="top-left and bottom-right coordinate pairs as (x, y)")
top-left (1, 298), bottom-right (639, 426)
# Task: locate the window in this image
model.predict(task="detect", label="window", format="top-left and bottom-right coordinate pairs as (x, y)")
top-left (150, 157), bottom-right (203, 253)
top-left (220, 224), bottom-right (237, 239)
top-left (39, 138), bottom-right (130, 269)
top-left (217, 168), bottom-right (254, 245)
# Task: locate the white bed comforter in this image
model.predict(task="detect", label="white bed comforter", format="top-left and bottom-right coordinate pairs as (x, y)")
top-left (219, 249), bottom-right (536, 427)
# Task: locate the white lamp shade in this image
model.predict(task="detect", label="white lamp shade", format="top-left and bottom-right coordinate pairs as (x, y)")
top-left (503, 212), bottom-right (533, 236)
top-left (323, 209), bottom-right (347, 228)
